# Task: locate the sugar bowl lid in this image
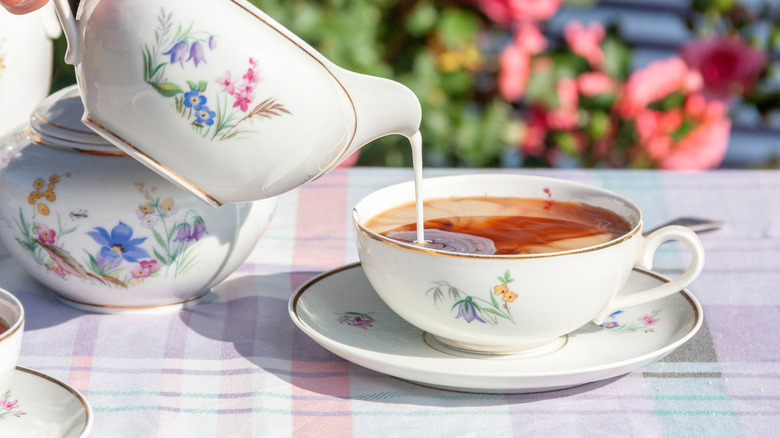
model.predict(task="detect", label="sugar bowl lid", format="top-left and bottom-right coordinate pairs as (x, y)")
top-left (28, 85), bottom-right (122, 153)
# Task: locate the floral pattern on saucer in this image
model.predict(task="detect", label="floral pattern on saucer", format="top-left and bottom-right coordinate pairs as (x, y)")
top-left (0, 390), bottom-right (25, 420)
top-left (142, 8), bottom-right (291, 141)
top-left (289, 263), bottom-right (703, 394)
top-left (600, 309), bottom-right (662, 333)
top-left (337, 312), bottom-right (375, 329)
top-left (1, 368), bottom-right (92, 437)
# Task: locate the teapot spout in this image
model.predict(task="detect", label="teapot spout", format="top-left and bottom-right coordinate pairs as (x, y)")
top-left (333, 67), bottom-right (422, 164)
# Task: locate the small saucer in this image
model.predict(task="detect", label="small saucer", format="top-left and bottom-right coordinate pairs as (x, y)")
top-left (289, 263), bottom-right (703, 394)
top-left (0, 367), bottom-right (93, 437)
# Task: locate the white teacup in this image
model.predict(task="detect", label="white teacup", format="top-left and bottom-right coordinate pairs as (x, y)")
top-left (353, 174), bottom-right (705, 354)
top-left (0, 289), bottom-right (24, 393)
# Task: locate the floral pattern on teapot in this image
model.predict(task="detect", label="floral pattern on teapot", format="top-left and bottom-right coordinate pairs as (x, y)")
top-left (142, 8), bottom-right (291, 141)
top-left (13, 174), bottom-right (208, 289)
top-left (427, 270), bottom-right (518, 326)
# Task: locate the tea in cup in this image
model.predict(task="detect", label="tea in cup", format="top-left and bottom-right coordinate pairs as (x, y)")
top-left (0, 289), bottom-right (24, 393)
top-left (352, 174), bottom-right (705, 354)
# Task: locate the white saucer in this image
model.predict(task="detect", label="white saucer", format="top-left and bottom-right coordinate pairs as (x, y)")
top-left (0, 367), bottom-right (93, 437)
top-left (289, 262), bottom-right (703, 394)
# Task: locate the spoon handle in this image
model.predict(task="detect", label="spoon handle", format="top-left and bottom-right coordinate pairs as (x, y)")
top-left (645, 217), bottom-right (723, 236)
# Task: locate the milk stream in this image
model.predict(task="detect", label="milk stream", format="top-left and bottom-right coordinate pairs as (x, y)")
top-left (409, 131), bottom-right (426, 245)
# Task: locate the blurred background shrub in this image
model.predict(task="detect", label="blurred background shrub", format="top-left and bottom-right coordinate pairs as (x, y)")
top-left (51, 0), bottom-right (780, 169)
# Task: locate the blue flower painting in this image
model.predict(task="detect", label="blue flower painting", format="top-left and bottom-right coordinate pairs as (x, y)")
top-left (87, 221), bottom-right (150, 265)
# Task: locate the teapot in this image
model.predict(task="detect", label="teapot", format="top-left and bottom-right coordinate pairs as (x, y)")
top-left (0, 86), bottom-right (278, 313)
top-left (52, 0), bottom-right (422, 207)
top-left (0, 2), bottom-right (61, 136)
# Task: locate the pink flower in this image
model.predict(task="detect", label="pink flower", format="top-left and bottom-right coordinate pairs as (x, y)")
top-left (521, 107), bottom-right (548, 156)
top-left (619, 57), bottom-right (701, 118)
top-left (243, 66), bottom-right (260, 85)
top-left (498, 43), bottom-right (532, 101)
top-left (1, 398), bottom-right (19, 411)
top-left (639, 314), bottom-right (660, 326)
top-left (637, 95), bottom-right (730, 170)
top-left (48, 264), bottom-right (67, 276)
top-left (635, 110), bottom-right (673, 160)
top-left (474, 0), bottom-right (562, 25)
top-left (546, 77), bottom-right (579, 130)
top-left (514, 22), bottom-right (546, 54)
top-left (130, 259), bottom-right (161, 279)
top-left (660, 101), bottom-right (730, 170)
top-left (681, 36), bottom-right (767, 101)
top-left (577, 72), bottom-right (616, 97)
top-left (216, 71), bottom-right (235, 94)
top-left (35, 224), bottom-right (56, 244)
top-left (232, 82), bottom-right (256, 112)
top-left (564, 21), bottom-right (605, 68)
top-left (140, 260), bottom-right (160, 274)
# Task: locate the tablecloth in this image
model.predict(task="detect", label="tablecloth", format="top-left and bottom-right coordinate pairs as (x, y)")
top-left (2, 168), bottom-right (778, 437)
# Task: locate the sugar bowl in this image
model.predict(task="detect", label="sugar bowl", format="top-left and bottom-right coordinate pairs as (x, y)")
top-left (0, 86), bottom-right (277, 313)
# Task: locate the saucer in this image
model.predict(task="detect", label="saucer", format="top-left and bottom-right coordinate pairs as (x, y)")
top-left (289, 263), bottom-right (703, 394)
top-left (0, 367), bottom-right (93, 437)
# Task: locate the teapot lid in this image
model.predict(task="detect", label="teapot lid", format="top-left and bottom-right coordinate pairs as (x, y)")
top-left (29, 85), bottom-right (122, 154)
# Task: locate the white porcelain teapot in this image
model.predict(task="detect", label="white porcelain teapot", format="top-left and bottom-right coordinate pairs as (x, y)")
top-left (52, 0), bottom-right (422, 207)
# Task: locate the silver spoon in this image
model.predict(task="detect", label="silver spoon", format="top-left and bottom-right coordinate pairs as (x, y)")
top-left (645, 217), bottom-right (723, 235)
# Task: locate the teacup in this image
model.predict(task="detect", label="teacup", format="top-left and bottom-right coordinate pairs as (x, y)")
top-left (352, 174), bottom-right (705, 354)
top-left (0, 288), bottom-right (23, 393)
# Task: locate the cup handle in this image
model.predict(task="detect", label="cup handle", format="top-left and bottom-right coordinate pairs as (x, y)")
top-left (592, 225), bottom-right (705, 324)
top-left (52, 0), bottom-right (80, 65)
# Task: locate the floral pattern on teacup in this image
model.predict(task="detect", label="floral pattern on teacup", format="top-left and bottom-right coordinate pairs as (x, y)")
top-left (12, 176), bottom-right (208, 289)
top-left (599, 309), bottom-right (662, 333)
top-left (0, 390), bottom-right (25, 420)
top-left (142, 8), bottom-right (291, 141)
top-left (336, 312), bottom-right (375, 329)
top-left (427, 270), bottom-right (517, 325)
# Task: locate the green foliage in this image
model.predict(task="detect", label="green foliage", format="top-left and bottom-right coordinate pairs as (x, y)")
top-left (250, 0), bottom-right (517, 167)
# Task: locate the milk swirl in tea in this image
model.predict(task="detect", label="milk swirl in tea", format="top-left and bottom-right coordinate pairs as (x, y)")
top-left (367, 192), bottom-right (632, 255)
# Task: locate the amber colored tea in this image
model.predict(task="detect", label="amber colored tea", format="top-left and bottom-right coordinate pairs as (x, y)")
top-left (365, 196), bottom-right (633, 255)
top-left (0, 318), bottom-right (9, 334)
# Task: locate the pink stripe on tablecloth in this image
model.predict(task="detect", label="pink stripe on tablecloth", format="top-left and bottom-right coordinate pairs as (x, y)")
top-left (68, 315), bottom-right (100, 392)
top-left (291, 172), bottom-right (352, 437)
top-left (291, 171), bottom-right (350, 271)
top-left (290, 361), bottom-right (353, 425)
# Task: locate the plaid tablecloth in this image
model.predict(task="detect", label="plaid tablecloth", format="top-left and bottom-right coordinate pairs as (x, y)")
top-left (2, 168), bottom-right (778, 437)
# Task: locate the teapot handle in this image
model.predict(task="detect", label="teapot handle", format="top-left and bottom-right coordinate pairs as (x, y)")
top-left (52, 0), bottom-right (80, 64)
